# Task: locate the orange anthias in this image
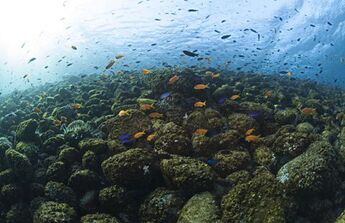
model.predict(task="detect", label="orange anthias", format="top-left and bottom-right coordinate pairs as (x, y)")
top-left (245, 134), bottom-right (260, 142)
top-left (168, 75), bottom-right (180, 85)
top-left (194, 128), bottom-right (208, 135)
top-left (301, 107), bottom-right (316, 115)
top-left (194, 101), bottom-right (206, 108)
top-left (142, 69), bottom-right (153, 75)
top-left (193, 84), bottom-right (208, 90)
top-left (149, 112), bottom-right (163, 119)
top-left (134, 131), bottom-right (146, 139)
top-left (140, 103), bottom-right (155, 111)
top-left (230, 94), bottom-right (240, 100)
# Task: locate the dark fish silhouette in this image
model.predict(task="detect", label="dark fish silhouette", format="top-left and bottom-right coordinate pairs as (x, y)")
top-left (28, 57), bottom-right (36, 63)
top-left (221, 35), bottom-right (231, 39)
top-left (183, 50), bottom-right (199, 57)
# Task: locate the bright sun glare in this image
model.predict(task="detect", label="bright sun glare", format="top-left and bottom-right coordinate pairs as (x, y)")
top-left (0, 0), bottom-right (66, 59)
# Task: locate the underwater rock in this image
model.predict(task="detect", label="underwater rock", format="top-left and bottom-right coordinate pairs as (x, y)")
top-left (225, 170), bottom-right (252, 186)
top-left (160, 156), bottom-right (215, 194)
top-left (336, 210), bottom-right (345, 223)
top-left (15, 142), bottom-right (39, 165)
top-left (80, 213), bottom-right (121, 223)
top-left (44, 181), bottom-right (77, 207)
top-left (5, 149), bottom-right (33, 182)
top-left (212, 84), bottom-right (233, 99)
top-left (274, 108), bottom-right (299, 125)
top-left (213, 150), bottom-right (251, 177)
top-left (1, 184), bottom-right (24, 204)
top-left (99, 185), bottom-right (127, 213)
top-left (254, 145), bottom-right (277, 170)
top-left (0, 169), bottom-right (15, 187)
top-left (64, 120), bottom-right (92, 146)
top-left (78, 138), bottom-right (108, 155)
top-left (52, 105), bottom-right (77, 120)
top-left (46, 161), bottom-right (68, 182)
top-left (0, 137), bottom-right (12, 170)
top-left (82, 150), bottom-right (99, 171)
top-left (58, 147), bottom-right (80, 165)
top-left (177, 192), bottom-right (221, 223)
top-left (79, 190), bottom-right (99, 213)
top-left (228, 113), bottom-right (259, 134)
top-left (68, 169), bottom-right (101, 194)
top-left (276, 141), bottom-right (339, 195)
top-left (209, 130), bottom-right (241, 150)
top-left (33, 201), bottom-right (77, 223)
top-left (42, 135), bottom-right (65, 155)
top-left (154, 133), bottom-right (192, 156)
top-left (139, 187), bottom-right (185, 223)
top-left (272, 131), bottom-right (311, 162)
top-left (101, 148), bottom-right (157, 188)
top-left (183, 108), bottom-right (226, 132)
top-left (108, 110), bottom-right (151, 140)
top-left (5, 202), bottom-right (32, 223)
top-left (16, 119), bottom-right (38, 142)
top-left (221, 170), bottom-right (294, 222)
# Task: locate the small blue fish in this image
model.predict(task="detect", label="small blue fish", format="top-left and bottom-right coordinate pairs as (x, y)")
top-left (248, 111), bottom-right (261, 118)
top-left (119, 133), bottom-right (133, 144)
top-left (217, 97), bottom-right (226, 105)
top-left (160, 92), bottom-right (171, 100)
top-left (207, 159), bottom-right (219, 166)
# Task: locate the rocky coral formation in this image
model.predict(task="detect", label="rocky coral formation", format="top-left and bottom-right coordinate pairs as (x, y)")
top-left (0, 68), bottom-right (344, 222)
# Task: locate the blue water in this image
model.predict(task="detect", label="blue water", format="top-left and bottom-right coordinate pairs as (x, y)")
top-left (0, 0), bottom-right (344, 94)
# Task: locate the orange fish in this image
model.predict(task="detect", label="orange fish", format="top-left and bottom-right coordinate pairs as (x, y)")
top-left (194, 101), bottom-right (206, 108)
top-left (194, 84), bottom-right (209, 90)
top-left (168, 75), bottom-right (180, 85)
top-left (118, 110), bottom-right (130, 117)
top-left (264, 90), bottom-right (273, 97)
top-left (230, 94), bottom-right (240, 100)
top-left (134, 131), bottom-right (145, 139)
top-left (301, 107), bottom-right (316, 115)
top-left (245, 135), bottom-right (260, 142)
top-left (148, 112), bottom-right (163, 119)
top-left (147, 133), bottom-right (157, 142)
top-left (194, 128), bottom-right (208, 135)
top-left (245, 128), bottom-right (255, 136)
top-left (140, 103), bottom-right (155, 111)
top-left (142, 69), bottom-right (152, 75)
top-left (33, 107), bottom-right (41, 113)
top-left (71, 103), bottom-right (82, 109)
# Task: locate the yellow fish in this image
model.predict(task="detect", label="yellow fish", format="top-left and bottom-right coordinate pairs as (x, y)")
top-left (211, 73), bottom-right (221, 78)
top-left (115, 54), bottom-right (124, 59)
top-left (147, 133), bottom-right (157, 142)
top-left (118, 110), bottom-right (129, 117)
top-left (194, 84), bottom-right (209, 90)
top-left (142, 69), bottom-right (152, 75)
top-left (245, 128), bottom-right (255, 136)
top-left (194, 128), bottom-right (208, 135)
top-left (134, 131), bottom-right (145, 139)
top-left (194, 101), bottom-right (206, 108)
